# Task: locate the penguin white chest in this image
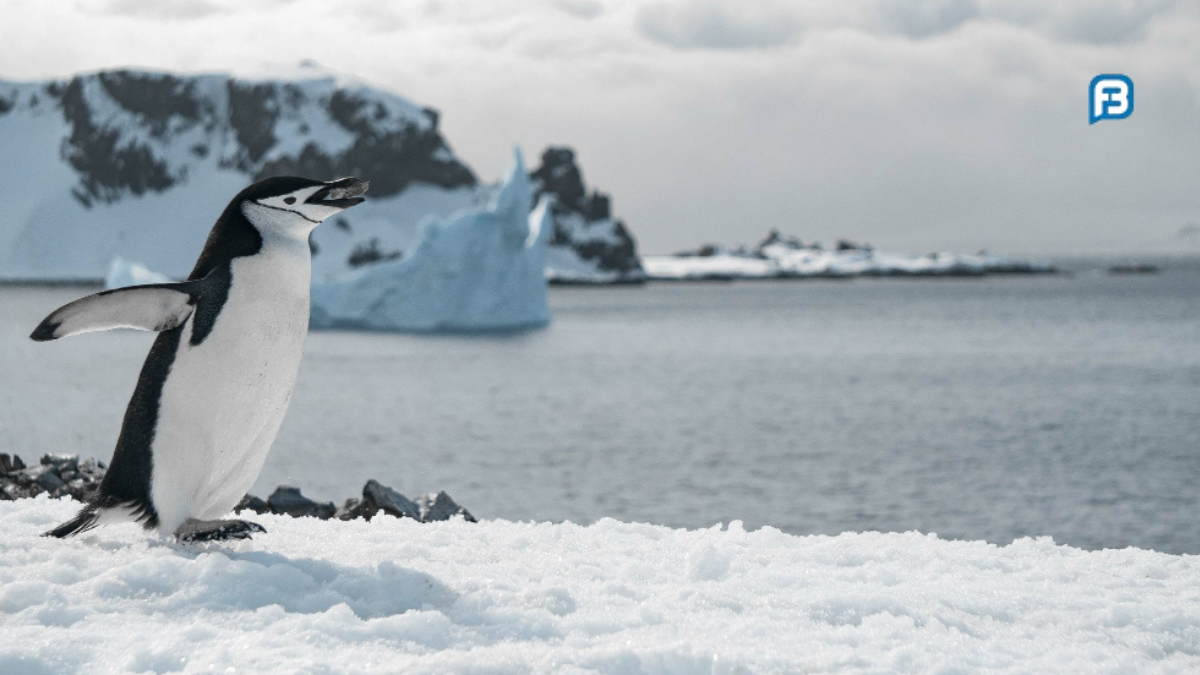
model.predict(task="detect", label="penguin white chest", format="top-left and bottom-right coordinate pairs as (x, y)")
top-left (150, 245), bottom-right (311, 531)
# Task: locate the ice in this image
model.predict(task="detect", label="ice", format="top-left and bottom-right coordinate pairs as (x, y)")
top-left (3, 496), bottom-right (1200, 674)
top-left (310, 150), bottom-right (551, 333)
top-left (103, 256), bottom-right (174, 289)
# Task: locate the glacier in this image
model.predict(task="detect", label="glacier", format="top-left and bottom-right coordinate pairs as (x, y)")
top-left (4, 496), bottom-right (1200, 674)
top-left (310, 150), bottom-right (552, 333)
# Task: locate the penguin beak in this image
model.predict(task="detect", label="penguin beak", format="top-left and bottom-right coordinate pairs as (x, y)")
top-left (307, 177), bottom-right (369, 209)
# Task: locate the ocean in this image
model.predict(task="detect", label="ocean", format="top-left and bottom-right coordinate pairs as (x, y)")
top-left (3, 258), bottom-right (1197, 552)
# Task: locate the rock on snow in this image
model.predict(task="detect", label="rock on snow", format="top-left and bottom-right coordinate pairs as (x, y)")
top-left (4, 498), bottom-right (1200, 674)
top-left (310, 150), bottom-right (552, 333)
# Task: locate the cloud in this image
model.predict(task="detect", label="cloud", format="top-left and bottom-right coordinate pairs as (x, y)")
top-left (877, 0), bottom-right (980, 39)
top-left (554, 0), bottom-right (604, 20)
top-left (978, 0), bottom-right (1180, 45)
top-left (635, 0), bottom-right (802, 50)
top-left (90, 0), bottom-right (225, 20)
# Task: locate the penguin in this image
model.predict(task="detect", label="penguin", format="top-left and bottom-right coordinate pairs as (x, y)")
top-left (34, 176), bottom-right (369, 542)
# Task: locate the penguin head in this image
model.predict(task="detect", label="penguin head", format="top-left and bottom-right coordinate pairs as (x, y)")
top-left (238, 176), bottom-right (369, 238)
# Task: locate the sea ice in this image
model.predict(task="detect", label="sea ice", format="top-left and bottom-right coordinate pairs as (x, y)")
top-left (3, 497), bottom-right (1199, 674)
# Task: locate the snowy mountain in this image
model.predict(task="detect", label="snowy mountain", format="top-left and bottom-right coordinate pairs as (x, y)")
top-left (0, 65), bottom-right (635, 283)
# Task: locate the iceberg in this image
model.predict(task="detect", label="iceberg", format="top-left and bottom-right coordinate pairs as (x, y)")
top-left (103, 256), bottom-right (174, 289)
top-left (310, 150), bottom-right (552, 333)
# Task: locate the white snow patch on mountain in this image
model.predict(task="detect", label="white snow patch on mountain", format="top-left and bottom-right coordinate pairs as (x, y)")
top-left (3, 497), bottom-right (1200, 674)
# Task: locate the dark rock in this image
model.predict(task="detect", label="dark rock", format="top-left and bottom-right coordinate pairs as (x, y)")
top-left (347, 238), bottom-right (403, 268)
top-left (335, 498), bottom-right (365, 521)
top-left (226, 80), bottom-right (279, 168)
top-left (837, 239), bottom-right (873, 252)
top-left (60, 75), bottom-right (179, 207)
top-left (41, 454), bottom-right (79, 474)
top-left (235, 494), bottom-right (270, 515)
top-left (63, 478), bottom-right (93, 501)
top-left (0, 483), bottom-right (34, 500)
top-left (416, 491), bottom-right (477, 523)
top-left (756, 230), bottom-right (804, 251)
top-left (257, 90), bottom-right (475, 197)
top-left (78, 458), bottom-right (104, 479)
top-left (34, 469), bottom-right (66, 493)
top-left (361, 480), bottom-right (420, 521)
top-left (1, 452), bottom-right (476, 525)
top-left (531, 146), bottom-right (644, 279)
top-left (267, 486), bottom-right (336, 520)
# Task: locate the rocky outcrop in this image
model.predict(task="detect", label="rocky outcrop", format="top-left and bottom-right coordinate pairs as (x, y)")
top-left (1, 453), bottom-right (475, 525)
top-left (0, 453), bottom-right (104, 502)
top-left (531, 147), bottom-right (645, 283)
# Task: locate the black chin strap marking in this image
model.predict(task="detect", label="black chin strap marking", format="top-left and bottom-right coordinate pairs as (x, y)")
top-left (254, 201), bottom-right (321, 224)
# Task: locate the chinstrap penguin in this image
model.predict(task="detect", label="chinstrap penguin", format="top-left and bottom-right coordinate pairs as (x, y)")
top-left (34, 176), bottom-right (369, 542)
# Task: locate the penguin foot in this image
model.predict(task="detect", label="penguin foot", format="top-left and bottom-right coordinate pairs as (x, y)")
top-left (175, 519), bottom-right (267, 542)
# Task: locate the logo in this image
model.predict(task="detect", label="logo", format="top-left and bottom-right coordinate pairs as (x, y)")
top-left (1090, 74), bottom-right (1133, 124)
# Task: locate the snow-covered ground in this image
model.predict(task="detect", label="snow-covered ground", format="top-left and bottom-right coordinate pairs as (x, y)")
top-left (3, 497), bottom-right (1199, 675)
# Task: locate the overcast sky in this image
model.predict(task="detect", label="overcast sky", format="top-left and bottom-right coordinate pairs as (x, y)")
top-left (2, 0), bottom-right (1198, 254)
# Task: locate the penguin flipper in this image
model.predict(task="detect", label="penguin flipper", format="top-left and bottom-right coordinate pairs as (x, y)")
top-left (30, 283), bottom-right (196, 342)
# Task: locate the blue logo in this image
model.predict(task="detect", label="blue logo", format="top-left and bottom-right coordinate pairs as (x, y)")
top-left (1090, 74), bottom-right (1133, 124)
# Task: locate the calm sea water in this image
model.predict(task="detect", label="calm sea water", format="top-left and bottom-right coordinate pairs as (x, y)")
top-left (2, 258), bottom-right (1197, 552)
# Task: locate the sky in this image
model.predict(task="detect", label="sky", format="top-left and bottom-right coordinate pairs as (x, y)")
top-left (1, 0), bottom-right (1199, 255)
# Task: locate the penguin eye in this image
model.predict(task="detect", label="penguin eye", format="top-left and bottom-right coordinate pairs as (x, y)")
top-left (284, 197), bottom-right (297, 205)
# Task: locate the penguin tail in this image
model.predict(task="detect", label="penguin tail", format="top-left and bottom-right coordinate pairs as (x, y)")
top-left (43, 507), bottom-right (101, 538)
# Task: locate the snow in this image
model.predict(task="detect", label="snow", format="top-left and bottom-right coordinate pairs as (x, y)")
top-left (310, 150), bottom-right (551, 333)
top-left (544, 245), bottom-right (628, 283)
top-left (0, 67), bottom-right (468, 282)
top-left (645, 246), bottom-right (1056, 281)
top-left (3, 497), bottom-right (1200, 675)
top-left (642, 253), bottom-right (777, 281)
top-left (104, 257), bottom-right (174, 289)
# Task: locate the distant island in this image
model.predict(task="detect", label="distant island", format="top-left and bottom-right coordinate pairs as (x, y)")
top-left (642, 231), bottom-right (1057, 281)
